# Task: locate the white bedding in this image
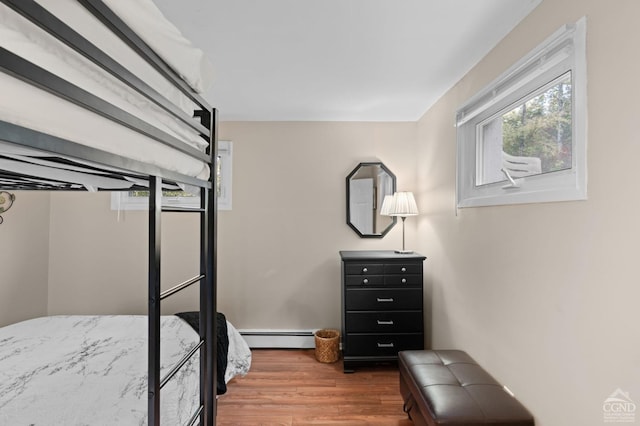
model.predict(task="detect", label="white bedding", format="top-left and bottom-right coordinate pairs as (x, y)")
top-left (100, 0), bottom-right (214, 94)
top-left (0, 315), bottom-right (251, 426)
top-left (0, 0), bottom-right (214, 181)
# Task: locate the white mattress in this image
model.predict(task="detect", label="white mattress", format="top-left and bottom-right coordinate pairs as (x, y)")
top-left (0, 315), bottom-right (251, 425)
top-left (0, 0), bottom-right (213, 182)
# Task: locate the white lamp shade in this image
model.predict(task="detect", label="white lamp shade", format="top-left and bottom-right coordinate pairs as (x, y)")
top-left (388, 191), bottom-right (418, 216)
top-left (380, 194), bottom-right (394, 216)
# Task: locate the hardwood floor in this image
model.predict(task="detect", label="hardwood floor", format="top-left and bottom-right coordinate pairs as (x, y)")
top-left (216, 349), bottom-right (413, 426)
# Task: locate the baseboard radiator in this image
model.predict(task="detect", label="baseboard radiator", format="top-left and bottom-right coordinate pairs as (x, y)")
top-left (238, 329), bottom-right (317, 349)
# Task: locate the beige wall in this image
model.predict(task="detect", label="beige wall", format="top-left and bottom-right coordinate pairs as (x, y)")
top-left (415, 0), bottom-right (640, 425)
top-left (217, 121), bottom-right (418, 328)
top-left (47, 192), bottom-right (201, 316)
top-left (0, 191), bottom-right (50, 326)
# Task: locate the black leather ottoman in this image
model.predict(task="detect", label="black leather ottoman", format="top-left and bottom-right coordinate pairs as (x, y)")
top-left (399, 350), bottom-right (534, 426)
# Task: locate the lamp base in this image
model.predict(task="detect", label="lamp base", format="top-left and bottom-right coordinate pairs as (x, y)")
top-left (394, 249), bottom-right (414, 254)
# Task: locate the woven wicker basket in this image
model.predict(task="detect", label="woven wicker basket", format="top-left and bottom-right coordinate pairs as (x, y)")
top-left (314, 329), bottom-right (340, 363)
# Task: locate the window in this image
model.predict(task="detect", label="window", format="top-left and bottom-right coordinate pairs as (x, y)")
top-left (456, 18), bottom-right (586, 208)
top-left (216, 140), bottom-right (233, 210)
top-left (111, 140), bottom-right (233, 210)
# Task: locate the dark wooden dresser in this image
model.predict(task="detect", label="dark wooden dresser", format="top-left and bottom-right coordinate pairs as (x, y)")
top-left (340, 250), bottom-right (426, 373)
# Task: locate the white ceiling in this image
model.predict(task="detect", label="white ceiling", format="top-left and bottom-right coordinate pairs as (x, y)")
top-left (154, 0), bottom-right (541, 122)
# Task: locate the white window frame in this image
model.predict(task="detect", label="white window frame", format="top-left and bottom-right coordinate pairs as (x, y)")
top-left (216, 140), bottom-right (233, 210)
top-left (111, 140), bottom-right (233, 211)
top-left (455, 17), bottom-right (587, 208)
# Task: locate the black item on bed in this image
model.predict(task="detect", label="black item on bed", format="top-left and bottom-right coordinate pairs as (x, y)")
top-left (176, 311), bottom-right (230, 395)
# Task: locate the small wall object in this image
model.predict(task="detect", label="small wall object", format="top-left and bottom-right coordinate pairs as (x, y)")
top-left (0, 191), bottom-right (15, 224)
top-left (314, 329), bottom-right (340, 363)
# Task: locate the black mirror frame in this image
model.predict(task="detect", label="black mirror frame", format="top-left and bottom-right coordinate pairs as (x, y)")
top-left (346, 162), bottom-right (397, 238)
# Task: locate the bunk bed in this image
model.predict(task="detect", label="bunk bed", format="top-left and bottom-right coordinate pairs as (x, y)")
top-left (0, 0), bottom-right (241, 424)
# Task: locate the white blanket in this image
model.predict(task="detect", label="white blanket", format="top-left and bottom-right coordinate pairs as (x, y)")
top-left (0, 1), bottom-right (213, 181)
top-left (0, 315), bottom-right (250, 426)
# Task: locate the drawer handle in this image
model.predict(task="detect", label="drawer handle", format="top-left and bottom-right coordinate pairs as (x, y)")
top-left (376, 297), bottom-right (394, 302)
top-left (401, 278), bottom-right (407, 284)
top-left (377, 320), bottom-right (394, 325)
top-left (362, 278), bottom-right (369, 284)
top-left (377, 342), bottom-right (395, 348)
top-left (362, 267), bottom-right (368, 273)
top-left (401, 267), bottom-right (407, 272)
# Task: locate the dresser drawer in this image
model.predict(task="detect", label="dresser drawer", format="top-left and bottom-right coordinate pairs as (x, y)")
top-left (348, 273), bottom-right (421, 287)
top-left (384, 274), bottom-right (422, 287)
top-left (344, 263), bottom-right (384, 275)
top-left (345, 288), bottom-right (422, 310)
top-left (344, 333), bottom-right (423, 356)
top-left (384, 263), bottom-right (422, 274)
top-left (345, 311), bottom-right (423, 333)
top-left (345, 275), bottom-right (385, 287)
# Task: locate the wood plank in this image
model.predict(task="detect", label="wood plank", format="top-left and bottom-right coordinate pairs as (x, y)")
top-left (217, 349), bottom-right (411, 425)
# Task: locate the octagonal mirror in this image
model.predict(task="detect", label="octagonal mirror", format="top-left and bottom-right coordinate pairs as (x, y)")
top-left (346, 162), bottom-right (396, 238)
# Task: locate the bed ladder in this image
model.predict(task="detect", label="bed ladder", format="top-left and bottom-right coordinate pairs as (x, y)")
top-left (147, 109), bottom-right (218, 426)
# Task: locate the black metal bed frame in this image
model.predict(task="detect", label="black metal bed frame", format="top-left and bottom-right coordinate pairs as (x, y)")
top-left (0, 1), bottom-right (218, 425)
